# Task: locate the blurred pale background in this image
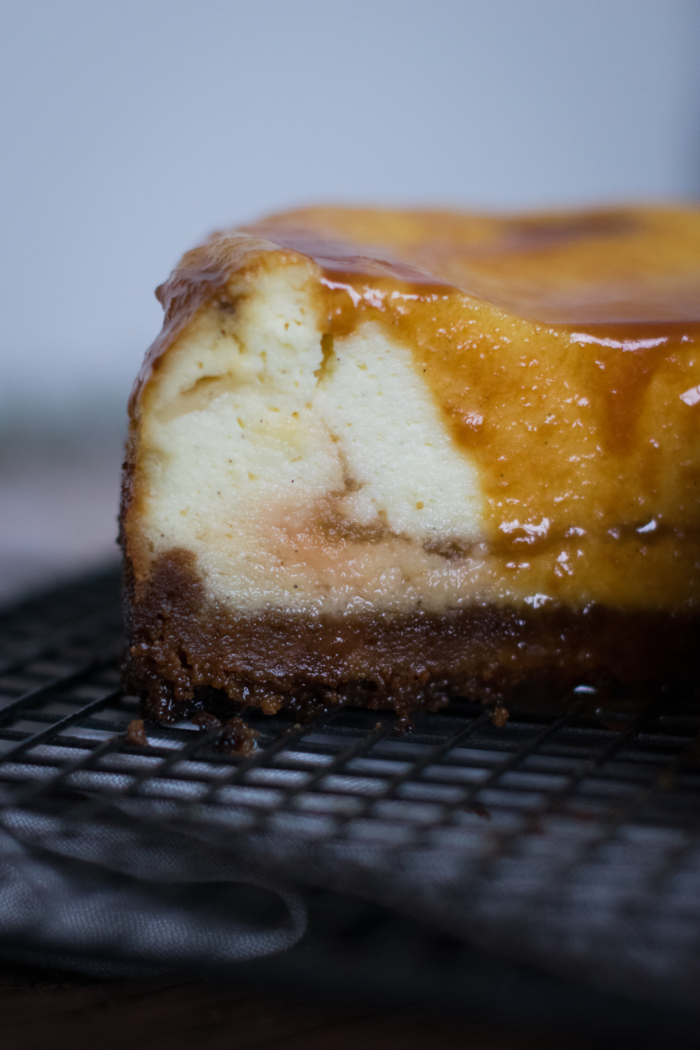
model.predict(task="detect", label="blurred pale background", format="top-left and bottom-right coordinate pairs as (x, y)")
top-left (1, 0), bottom-right (699, 600)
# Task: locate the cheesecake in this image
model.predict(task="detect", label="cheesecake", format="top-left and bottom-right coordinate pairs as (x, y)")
top-left (120, 205), bottom-right (700, 723)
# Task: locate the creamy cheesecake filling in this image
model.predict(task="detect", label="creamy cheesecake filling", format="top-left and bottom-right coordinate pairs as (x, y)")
top-left (137, 264), bottom-right (489, 615)
top-left (132, 252), bottom-right (700, 616)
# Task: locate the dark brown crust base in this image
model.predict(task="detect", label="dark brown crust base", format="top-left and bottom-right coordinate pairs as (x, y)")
top-left (122, 550), bottom-right (700, 724)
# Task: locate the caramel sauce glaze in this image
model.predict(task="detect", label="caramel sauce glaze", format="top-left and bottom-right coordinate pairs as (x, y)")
top-left (130, 206), bottom-right (700, 611)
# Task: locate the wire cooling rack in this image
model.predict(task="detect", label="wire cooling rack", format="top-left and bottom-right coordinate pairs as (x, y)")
top-left (1, 566), bottom-right (700, 1022)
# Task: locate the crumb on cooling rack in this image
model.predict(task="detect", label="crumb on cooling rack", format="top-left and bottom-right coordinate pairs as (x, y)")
top-left (219, 716), bottom-right (260, 756)
top-left (190, 711), bottom-right (259, 753)
top-left (490, 704), bottom-right (510, 728)
top-left (126, 719), bottom-right (148, 746)
top-left (191, 711), bottom-right (223, 731)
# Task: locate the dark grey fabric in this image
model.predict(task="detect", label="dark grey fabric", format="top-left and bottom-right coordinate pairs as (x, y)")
top-left (227, 833), bottom-right (700, 1014)
top-left (0, 811), bottom-right (307, 974)
top-left (1, 805), bottom-right (699, 1014)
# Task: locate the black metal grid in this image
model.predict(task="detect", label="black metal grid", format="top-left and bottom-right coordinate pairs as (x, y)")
top-left (2, 567), bottom-right (700, 1013)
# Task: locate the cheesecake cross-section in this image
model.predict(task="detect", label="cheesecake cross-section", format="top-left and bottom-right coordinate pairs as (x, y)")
top-left (121, 205), bottom-right (700, 723)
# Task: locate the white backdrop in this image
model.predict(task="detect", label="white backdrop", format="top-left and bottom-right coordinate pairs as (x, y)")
top-left (1, 0), bottom-right (699, 419)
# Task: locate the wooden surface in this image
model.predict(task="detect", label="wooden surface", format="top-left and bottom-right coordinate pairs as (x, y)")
top-left (0, 963), bottom-right (576, 1050)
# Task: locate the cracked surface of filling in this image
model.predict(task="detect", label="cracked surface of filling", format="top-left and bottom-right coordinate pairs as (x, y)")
top-left (121, 205), bottom-right (700, 721)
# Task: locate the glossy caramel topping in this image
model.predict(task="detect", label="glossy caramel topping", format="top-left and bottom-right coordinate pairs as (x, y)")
top-left (248, 205), bottom-right (700, 323)
top-left (134, 206), bottom-right (700, 609)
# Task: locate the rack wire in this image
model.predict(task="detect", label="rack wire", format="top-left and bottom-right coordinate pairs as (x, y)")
top-left (1, 566), bottom-right (700, 1017)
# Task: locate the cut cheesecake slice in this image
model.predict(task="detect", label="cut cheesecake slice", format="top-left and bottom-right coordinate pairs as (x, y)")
top-left (121, 205), bottom-right (700, 723)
